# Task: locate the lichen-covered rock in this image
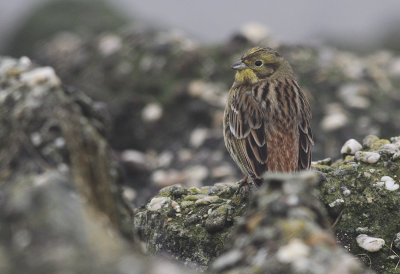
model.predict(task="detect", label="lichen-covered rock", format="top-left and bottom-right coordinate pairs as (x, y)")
top-left (315, 136), bottom-right (400, 273)
top-left (211, 172), bottom-right (369, 274)
top-left (133, 183), bottom-right (249, 270)
top-left (134, 172), bottom-right (373, 273)
top-left (0, 56), bottom-right (193, 274)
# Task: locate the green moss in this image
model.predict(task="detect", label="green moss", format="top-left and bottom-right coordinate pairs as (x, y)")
top-left (183, 195), bottom-right (201, 201)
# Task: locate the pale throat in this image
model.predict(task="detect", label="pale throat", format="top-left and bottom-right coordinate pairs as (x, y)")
top-left (234, 69), bottom-right (259, 85)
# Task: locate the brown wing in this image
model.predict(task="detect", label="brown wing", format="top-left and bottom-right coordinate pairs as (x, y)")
top-left (228, 86), bottom-right (268, 178)
top-left (297, 85), bottom-right (314, 170)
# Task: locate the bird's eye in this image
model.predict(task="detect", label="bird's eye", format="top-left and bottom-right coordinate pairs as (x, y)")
top-left (255, 60), bottom-right (263, 66)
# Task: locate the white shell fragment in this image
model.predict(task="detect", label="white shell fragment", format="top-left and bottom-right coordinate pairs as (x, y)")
top-left (340, 139), bottom-right (362, 155)
top-left (356, 234), bottom-right (385, 252)
top-left (147, 197), bottom-right (171, 211)
top-left (381, 176), bottom-right (399, 191)
top-left (354, 151), bottom-right (380, 164)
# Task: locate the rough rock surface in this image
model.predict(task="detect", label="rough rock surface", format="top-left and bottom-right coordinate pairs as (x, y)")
top-left (134, 172), bottom-right (372, 273)
top-left (0, 56), bottom-right (192, 274)
top-left (316, 135), bottom-right (400, 273)
top-left (134, 183), bottom-right (249, 270)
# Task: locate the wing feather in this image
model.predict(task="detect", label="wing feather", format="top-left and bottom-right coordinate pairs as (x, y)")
top-left (228, 87), bottom-right (268, 178)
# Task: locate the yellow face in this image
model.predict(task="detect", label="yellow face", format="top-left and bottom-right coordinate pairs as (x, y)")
top-left (232, 47), bottom-right (289, 84)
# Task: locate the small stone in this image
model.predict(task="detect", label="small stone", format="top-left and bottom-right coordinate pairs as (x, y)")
top-left (141, 103), bottom-right (163, 123)
top-left (276, 239), bottom-right (310, 263)
top-left (184, 165), bottom-right (209, 186)
top-left (195, 195), bottom-right (219, 205)
top-left (98, 34), bottom-right (122, 56)
top-left (394, 232), bottom-right (400, 250)
top-left (171, 200), bottom-right (181, 213)
top-left (355, 151), bottom-right (380, 164)
top-left (355, 227), bottom-right (369, 233)
top-left (356, 234), bottom-right (385, 252)
top-left (321, 112), bottom-right (348, 131)
top-left (189, 128), bottom-right (209, 148)
top-left (121, 150), bottom-right (147, 165)
top-left (341, 186), bottom-right (351, 196)
top-left (30, 132), bottom-right (42, 146)
top-left (122, 186), bottom-right (136, 203)
top-left (147, 197), bottom-right (171, 211)
top-left (20, 67), bottom-right (60, 88)
top-left (381, 176), bottom-right (399, 191)
top-left (329, 198), bottom-right (344, 208)
top-left (211, 249), bottom-right (243, 270)
top-left (340, 139), bottom-right (362, 155)
top-left (362, 135), bottom-right (380, 148)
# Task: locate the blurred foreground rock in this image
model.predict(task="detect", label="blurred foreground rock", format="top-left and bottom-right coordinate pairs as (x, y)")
top-left (0, 56), bottom-right (192, 274)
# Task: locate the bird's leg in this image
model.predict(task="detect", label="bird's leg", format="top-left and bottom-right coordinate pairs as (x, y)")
top-left (235, 175), bottom-right (249, 194)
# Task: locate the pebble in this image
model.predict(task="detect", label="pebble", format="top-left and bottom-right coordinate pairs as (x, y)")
top-left (355, 227), bottom-right (369, 233)
top-left (189, 128), bottom-right (209, 148)
top-left (20, 67), bottom-right (60, 88)
top-left (122, 186), bottom-right (137, 203)
top-left (211, 249), bottom-right (243, 270)
top-left (356, 234), bottom-right (385, 252)
top-left (184, 165), bottom-right (209, 186)
top-left (147, 197), bottom-right (171, 211)
top-left (380, 176), bottom-right (399, 191)
top-left (171, 200), bottom-right (181, 212)
top-left (276, 239), bottom-right (310, 263)
top-left (121, 150), bottom-right (149, 169)
top-left (98, 34), bottom-right (122, 56)
top-left (355, 151), bottom-right (380, 164)
top-left (340, 139), bottom-right (362, 155)
top-left (141, 103), bottom-right (163, 123)
top-left (329, 198), bottom-right (344, 208)
top-left (394, 232), bottom-right (400, 250)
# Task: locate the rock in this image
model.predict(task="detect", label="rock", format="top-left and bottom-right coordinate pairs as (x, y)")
top-left (141, 103), bottom-right (163, 123)
top-left (354, 151), bottom-right (380, 164)
top-left (356, 234), bottom-right (385, 252)
top-left (394, 232), bottom-right (400, 250)
top-left (315, 135), bottom-right (400, 272)
top-left (147, 197), bottom-right (171, 211)
top-left (212, 172), bottom-right (368, 274)
top-left (341, 139), bottom-right (363, 155)
top-left (133, 182), bottom-right (249, 270)
top-left (0, 56), bottom-right (193, 274)
top-left (378, 176), bottom-right (399, 191)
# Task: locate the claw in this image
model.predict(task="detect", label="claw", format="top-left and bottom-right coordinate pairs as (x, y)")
top-left (235, 175), bottom-right (249, 195)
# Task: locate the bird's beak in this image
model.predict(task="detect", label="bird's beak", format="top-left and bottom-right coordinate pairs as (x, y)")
top-left (231, 60), bottom-right (247, 70)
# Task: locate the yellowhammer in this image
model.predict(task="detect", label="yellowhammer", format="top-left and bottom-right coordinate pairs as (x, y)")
top-left (223, 47), bottom-right (313, 189)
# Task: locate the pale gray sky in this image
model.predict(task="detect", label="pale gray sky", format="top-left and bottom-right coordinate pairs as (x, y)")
top-left (1, 0), bottom-right (400, 48)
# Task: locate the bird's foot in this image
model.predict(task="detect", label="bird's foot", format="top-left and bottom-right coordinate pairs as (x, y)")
top-left (235, 176), bottom-right (250, 195)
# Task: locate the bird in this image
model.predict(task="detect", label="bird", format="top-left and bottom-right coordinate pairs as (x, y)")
top-left (223, 47), bottom-right (313, 190)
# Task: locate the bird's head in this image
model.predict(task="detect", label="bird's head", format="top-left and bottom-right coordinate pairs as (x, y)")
top-left (232, 47), bottom-right (294, 85)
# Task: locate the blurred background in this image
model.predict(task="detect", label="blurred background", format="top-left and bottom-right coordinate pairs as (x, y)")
top-left (1, 0), bottom-right (400, 205)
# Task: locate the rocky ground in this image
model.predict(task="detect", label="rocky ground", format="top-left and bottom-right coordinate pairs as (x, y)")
top-left (5, 1), bottom-right (400, 208)
top-left (1, 1), bottom-right (400, 273)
